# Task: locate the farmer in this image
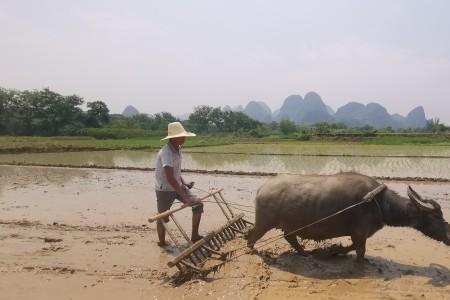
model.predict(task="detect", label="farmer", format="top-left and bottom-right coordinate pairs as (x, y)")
top-left (154, 122), bottom-right (204, 246)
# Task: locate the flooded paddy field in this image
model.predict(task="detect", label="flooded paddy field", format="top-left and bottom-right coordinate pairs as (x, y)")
top-left (184, 143), bottom-right (450, 157)
top-left (0, 165), bottom-right (449, 299)
top-left (1, 142), bottom-right (450, 179)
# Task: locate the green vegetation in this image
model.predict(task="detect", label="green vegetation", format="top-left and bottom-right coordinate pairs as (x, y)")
top-left (364, 134), bottom-right (450, 145)
top-left (79, 128), bottom-right (164, 139)
top-left (0, 87), bottom-right (179, 137)
top-left (0, 135), bottom-right (241, 153)
top-left (1, 133), bottom-right (449, 154)
top-left (186, 105), bottom-right (261, 134)
top-left (1, 87), bottom-right (449, 154)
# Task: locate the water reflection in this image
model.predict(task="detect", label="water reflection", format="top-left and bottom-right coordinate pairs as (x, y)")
top-left (185, 143), bottom-right (450, 157)
top-left (185, 153), bottom-right (450, 178)
top-left (0, 150), bottom-right (449, 179)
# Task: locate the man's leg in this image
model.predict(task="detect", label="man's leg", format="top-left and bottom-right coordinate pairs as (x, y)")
top-left (174, 189), bottom-right (204, 242)
top-left (155, 191), bottom-right (176, 247)
top-left (191, 203), bottom-right (204, 242)
top-left (156, 222), bottom-right (167, 247)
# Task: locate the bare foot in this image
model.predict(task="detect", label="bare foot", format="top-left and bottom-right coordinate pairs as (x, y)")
top-left (157, 241), bottom-right (169, 247)
top-left (191, 235), bottom-right (204, 243)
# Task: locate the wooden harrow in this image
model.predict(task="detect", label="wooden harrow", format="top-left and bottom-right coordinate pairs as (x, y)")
top-left (148, 189), bottom-right (253, 274)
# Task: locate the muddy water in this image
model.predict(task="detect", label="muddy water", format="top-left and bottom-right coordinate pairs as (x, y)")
top-left (1, 146), bottom-right (450, 179)
top-left (1, 165), bottom-right (449, 300)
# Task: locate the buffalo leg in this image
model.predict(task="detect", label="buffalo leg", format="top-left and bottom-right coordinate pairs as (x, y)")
top-left (246, 225), bottom-right (271, 249)
top-left (351, 235), bottom-right (367, 263)
top-left (284, 234), bottom-right (308, 256)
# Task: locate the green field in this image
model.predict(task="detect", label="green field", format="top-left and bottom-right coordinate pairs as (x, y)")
top-left (0, 136), bottom-right (237, 153)
top-left (0, 134), bottom-right (449, 154)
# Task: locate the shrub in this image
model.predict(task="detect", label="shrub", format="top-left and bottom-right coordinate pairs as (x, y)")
top-left (79, 128), bottom-right (164, 139)
top-left (295, 133), bottom-right (312, 141)
top-left (280, 119), bottom-right (297, 136)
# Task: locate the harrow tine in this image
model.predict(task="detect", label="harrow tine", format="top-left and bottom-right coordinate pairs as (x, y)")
top-left (202, 245), bottom-right (225, 258)
top-left (230, 226), bottom-right (244, 235)
top-left (188, 256), bottom-right (197, 266)
top-left (237, 219), bottom-right (245, 230)
top-left (218, 232), bottom-right (227, 242)
top-left (225, 228), bottom-right (234, 239)
top-left (234, 220), bottom-right (242, 230)
top-left (198, 247), bottom-right (210, 259)
top-left (179, 260), bottom-right (202, 273)
top-left (211, 237), bottom-right (221, 248)
top-left (222, 229), bottom-right (231, 242)
top-left (192, 252), bottom-right (203, 263)
top-left (206, 240), bottom-right (217, 250)
top-left (168, 213), bottom-right (250, 271)
top-left (175, 263), bottom-right (182, 271)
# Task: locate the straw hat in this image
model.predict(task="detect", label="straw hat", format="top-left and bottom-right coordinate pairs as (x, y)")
top-left (161, 122), bottom-right (196, 140)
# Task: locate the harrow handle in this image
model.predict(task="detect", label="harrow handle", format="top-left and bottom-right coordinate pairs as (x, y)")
top-left (148, 188), bottom-right (224, 223)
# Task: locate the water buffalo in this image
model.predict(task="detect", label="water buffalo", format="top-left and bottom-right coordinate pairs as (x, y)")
top-left (246, 172), bottom-right (450, 262)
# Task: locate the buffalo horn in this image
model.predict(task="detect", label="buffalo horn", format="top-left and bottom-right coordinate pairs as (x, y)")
top-left (407, 186), bottom-right (435, 210)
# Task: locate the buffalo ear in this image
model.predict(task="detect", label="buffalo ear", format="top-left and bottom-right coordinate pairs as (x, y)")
top-left (407, 186), bottom-right (435, 210)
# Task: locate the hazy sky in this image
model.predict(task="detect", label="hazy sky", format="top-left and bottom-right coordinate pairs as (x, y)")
top-left (1, 0), bottom-right (450, 122)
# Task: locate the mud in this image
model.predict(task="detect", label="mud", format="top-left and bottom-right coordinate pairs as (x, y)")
top-left (0, 165), bottom-right (449, 300)
top-left (2, 162), bottom-right (450, 182)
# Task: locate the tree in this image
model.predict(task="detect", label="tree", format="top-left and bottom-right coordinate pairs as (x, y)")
top-left (39, 89), bottom-right (84, 135)
top-left (279, 119), bottom-right (297, 136)
top-left (313, 122), bottom-right (332, 135)
top-left (86, 101), bottom-right (110, 127)
top-left (152, 112), bottom-right (177, 130)
top-left (0, 87), bottom-right (85, 136)
top-left (188, 106), bottom-right (214, 133)
top-left (425, 118), bottom-right (448, 133)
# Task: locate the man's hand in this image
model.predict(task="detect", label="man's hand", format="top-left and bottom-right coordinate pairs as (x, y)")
top-left (184, 181), bottom-right (195, 190)
top-left (182, 195), bottom-right (198, 206)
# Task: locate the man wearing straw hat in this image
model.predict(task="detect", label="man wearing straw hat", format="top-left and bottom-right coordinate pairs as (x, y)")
top-left (154, 122), bottom-right (204, 246)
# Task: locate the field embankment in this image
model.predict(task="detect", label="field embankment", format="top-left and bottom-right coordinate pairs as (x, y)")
top-left (1, 134), bottom-right (449, 154)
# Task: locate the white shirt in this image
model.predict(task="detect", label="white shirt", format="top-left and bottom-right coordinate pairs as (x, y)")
top-left (155, 143), bottom-right (182, 191)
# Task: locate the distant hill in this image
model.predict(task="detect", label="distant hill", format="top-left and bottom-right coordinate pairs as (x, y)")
top-left (335, 102), bottom-right (426, 129)
top-left (275, 94), bottom-right (303, 122)
top-left (122, 105), bottom-right (140, 117)
top-left (239, 92), bottom-right (427, 128)
top-left (405, 106), bottom-right (427, 128)
top-left (297, 92), bottom-right (334, 124)
top-left (243, 101), bottom-right (272, 123)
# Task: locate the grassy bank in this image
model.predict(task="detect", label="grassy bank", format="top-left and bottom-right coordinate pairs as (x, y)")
top-left (363, 134), bottom-right (450, 145)
top-left (0, 136), bottom-right (236, 153)
top-left (0, 134), bottom-right (449, 154)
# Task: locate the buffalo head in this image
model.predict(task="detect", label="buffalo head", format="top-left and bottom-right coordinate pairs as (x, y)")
top-left (408, 186), bottom-right (450, 246)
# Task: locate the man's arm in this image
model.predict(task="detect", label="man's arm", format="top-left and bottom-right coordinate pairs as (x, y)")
top-left (164, 166), bottom-right (193, 204)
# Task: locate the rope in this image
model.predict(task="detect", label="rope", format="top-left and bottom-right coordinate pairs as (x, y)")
top-left (190, 186), bottom-right (256, 214)
top-left (200, 200), bottom-right (255, 214)
top-left (192, 186), bottom-right (256, 208)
